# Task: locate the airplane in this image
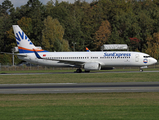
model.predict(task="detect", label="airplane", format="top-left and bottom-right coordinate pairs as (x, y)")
top-left (9, 25), bottom-right (157, 73)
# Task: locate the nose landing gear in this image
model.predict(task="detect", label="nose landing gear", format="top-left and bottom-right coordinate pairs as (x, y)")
top-left (139, 66), bottom-right (147, 72)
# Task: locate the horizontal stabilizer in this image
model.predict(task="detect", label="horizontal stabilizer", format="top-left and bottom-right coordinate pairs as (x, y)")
top-left (0, 52), bottom-right (27, 57)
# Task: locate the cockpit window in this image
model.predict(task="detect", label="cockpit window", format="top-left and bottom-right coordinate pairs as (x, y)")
top-left (143, 56), bottom-right (151, 58)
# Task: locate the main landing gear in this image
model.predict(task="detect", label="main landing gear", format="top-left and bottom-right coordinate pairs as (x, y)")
top-left (139, 69), bottom-right (143, 72)
top-left (84, 70), bottom-right (90, 73)
top-left (76, 68), bottom-right (82, 73)
top-left (75, 69), bottom-right (90, 73)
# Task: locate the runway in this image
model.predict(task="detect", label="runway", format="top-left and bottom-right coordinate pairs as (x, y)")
top-left (0, 82), bottom-right (159, 94)
top-left (1, 70), bottom-right (159, 75)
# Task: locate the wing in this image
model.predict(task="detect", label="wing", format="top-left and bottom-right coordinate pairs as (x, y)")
top-left (33, 49), bottom-right (85, 65)
top-left (54, 59), bottom-right (85, 65)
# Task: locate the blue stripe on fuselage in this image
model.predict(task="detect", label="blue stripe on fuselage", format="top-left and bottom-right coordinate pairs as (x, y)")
top-left (18, 49), bottom-right (48, 53)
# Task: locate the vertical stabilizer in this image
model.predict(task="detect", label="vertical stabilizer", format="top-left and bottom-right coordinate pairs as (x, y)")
top-left (13, 25), bottom-right (36, 53)
top-left (13, 25), bottom-right (42, 53)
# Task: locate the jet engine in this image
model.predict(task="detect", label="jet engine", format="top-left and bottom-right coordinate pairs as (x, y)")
top-left (84, 62), bottom-right (101, 71)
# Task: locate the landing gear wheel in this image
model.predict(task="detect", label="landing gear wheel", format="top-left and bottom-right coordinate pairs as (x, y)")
top-left (76, 68), bottom-right (82, 73)
top-left (140, 69), bottom-right (143, 72)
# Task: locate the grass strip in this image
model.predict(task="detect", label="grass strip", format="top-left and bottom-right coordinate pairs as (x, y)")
top-left (0, 93), bottom-right (159, 120)
top-left (0, 72), bottom-right (159, 84)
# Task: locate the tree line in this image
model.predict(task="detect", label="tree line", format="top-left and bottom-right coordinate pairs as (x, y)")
top-left (0, 0), bottom-right (159, 64)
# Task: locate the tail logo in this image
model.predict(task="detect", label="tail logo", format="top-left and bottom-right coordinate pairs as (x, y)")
top-left (15, 31), bottom-right (33, 45)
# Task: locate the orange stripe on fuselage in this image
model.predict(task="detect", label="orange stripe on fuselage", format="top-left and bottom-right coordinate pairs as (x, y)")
top-left (18, 46), bottom-right (44, 52)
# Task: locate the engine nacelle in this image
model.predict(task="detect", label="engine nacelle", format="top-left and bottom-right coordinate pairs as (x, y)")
top-left (84, 62), bottom-right (101, 71)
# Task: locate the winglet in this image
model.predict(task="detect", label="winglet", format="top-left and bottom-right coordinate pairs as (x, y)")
top-left (86, 47), bottom-right (91, 52)
top-left (33, 49), bottom-right (42, 59)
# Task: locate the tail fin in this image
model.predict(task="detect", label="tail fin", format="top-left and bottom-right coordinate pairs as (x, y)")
top-left (12, 25), bottom-right (46, 53)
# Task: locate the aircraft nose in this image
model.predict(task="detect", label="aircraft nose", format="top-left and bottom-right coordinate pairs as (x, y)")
top-left (152, 58), bottom-right (157, 64)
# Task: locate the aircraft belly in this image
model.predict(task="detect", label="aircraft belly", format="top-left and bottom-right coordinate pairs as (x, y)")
top-left (103, 59), bottom-right (131, 66)
top-left (101, 59), bottom-right (144, 67)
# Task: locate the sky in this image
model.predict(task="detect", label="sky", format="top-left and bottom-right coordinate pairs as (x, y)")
top-left (0, 0), bottom-right (93, 8)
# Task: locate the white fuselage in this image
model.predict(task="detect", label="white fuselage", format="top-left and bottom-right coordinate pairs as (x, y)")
top-left (18, 51), bottom-right (157, 69)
